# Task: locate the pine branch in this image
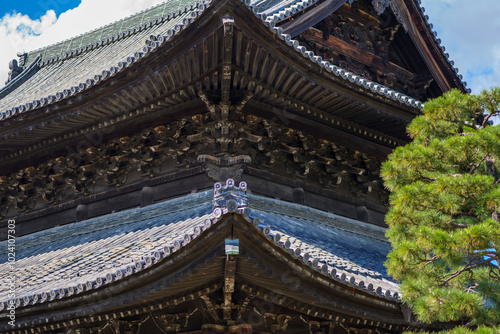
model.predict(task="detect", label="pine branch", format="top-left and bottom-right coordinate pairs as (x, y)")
top-left (481, 114), bottom-right (494, 128)
top-left (439, 255), bottom-right (482, 286)
top-left (450, 222), bottom-right (468, 229)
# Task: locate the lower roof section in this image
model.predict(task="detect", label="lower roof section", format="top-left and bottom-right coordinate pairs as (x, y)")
top-left (0, 180), bottom-right (404, 332)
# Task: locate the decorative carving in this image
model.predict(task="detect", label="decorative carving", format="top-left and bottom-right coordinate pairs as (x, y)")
top-left (372, 0), bottom-right (390, 15)
top-left (203, 161), bottom-right (247, 182)
top-left (0, 117), bottom-right (206, 215)
top-left (314, 16), bottom-right (373, 54)
top-left (299, 5), bottom-right (436, 100)
top-left (265, 314), bottom-right (293, 331)
top-left (201, 295), bottom-right (221, 323)
top-left (336, 21), bottom-right (374, 53)
top-left (0, 109), bottom-right (388, 218)
top-left (5, 59), bottom-right (23, 84)
top-left (312, 10), bottom-right (399, 57)
top-left (223, 255), bottom-right (237, 320)
top-left (110, 317), bottom-right (148, 334)
top-left (213, 178), bottom-right (248, 217)
top-left (17, 52), bottom-right (27, 66)
top-left (376, 71), bottom-right (397, 88)
top-left (338, 59), bottom-right (372, 79)
top-left (154, 309), bottom-right (199, 331)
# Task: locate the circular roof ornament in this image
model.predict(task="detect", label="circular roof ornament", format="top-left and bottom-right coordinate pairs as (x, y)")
top-left (213, 207), bottom-right (222, 218)
top-left (227, 199), bottom-right (238, 212)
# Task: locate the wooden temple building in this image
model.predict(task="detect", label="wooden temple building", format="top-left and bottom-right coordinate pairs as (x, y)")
top-left (0, 0), bottom-right (466, 332)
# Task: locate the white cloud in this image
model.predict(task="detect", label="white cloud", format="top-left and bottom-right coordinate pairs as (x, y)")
top-left (420, 0), bottom-right (500, 93)
top-left (0, 0), bottom-right (166, 85)
top-left (0, 10), bottom-right (57, 84)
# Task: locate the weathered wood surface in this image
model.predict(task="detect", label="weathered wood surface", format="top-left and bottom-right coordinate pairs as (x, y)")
top-left (281, 0), bottom-right (348, 37)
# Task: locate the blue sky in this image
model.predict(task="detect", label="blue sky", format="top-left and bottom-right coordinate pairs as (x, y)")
top-left (419, 0), bottom-right (500, 93)
top-left (0, 0), bottom-right (168, 85)
top-left (0, 0), bottom-right (498, 94)
top-left (0, 1), bottom-right (81, 21)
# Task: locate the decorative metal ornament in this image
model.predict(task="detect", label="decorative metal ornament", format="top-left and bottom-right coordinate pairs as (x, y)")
top-left (372, 0), bottom-right (390, 15)
top-left (213, 179), bottom-right (249, 217)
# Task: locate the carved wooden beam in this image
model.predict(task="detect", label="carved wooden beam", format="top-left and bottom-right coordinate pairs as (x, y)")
top-left (0, 109), bottom-right (390, 219)
top-left (223, 254), bottom-right (237, 321)
top-left (222, 16), bottom-right (234, 103)
top-left (111, 318), bottom-right (147, 334)
top-left (281, 0), bottom-right (348, 37)
top-left (201, 295), bottom-right (221, 323)
top-left (201, 324), bottom-right (252, 333)
top-left (303, 28), bottom-right (414, 82)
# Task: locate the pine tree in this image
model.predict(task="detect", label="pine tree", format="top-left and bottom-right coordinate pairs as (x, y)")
top-left (382, 88), bottom-right (500, 333)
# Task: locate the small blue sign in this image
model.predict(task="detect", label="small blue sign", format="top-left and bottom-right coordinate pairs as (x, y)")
top-left (225, 239), bottom-right (239, 255)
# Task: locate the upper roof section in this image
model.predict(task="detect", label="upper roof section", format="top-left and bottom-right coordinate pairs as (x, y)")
top-left (0, 0), bottom-right (469, 192)
top-left (0, 0), bottom-right (205, 113)
top-left (21, 0), bottom-right (198, 68)
top-left (0, 0), bottom-right (466, 120)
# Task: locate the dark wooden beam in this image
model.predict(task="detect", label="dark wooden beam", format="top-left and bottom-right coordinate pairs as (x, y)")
top-left (305, 28), bottom-right (414, 80)
top-left (222, 16), bottom-right (235, 103)
top-left (244, 99), bottom-right (394, 159)
top-left (223, 254), bottom-right (237, 321)
top-left (281, 0), bottom-right (348, 37)
top-left (398, 0), bottom-right (466, 93)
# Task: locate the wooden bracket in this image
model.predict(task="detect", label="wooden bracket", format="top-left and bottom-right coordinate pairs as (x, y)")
top-left (222, 16), bottom-right (234, 103)
top-left (281, 0), bottom-right (348, 37)
top-left (223, 254), bottom-right (237, 321)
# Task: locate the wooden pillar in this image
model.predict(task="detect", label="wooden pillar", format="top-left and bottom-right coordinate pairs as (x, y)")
top-left (76, 204), bottom-right (88, 221)
top-left (141, 186), bottom-right (155, 207)
top-left (356, 205), bottom-right (368, 222)
top-left (223, 254), bottom-right (237, 322)
top-left (292, 187), bottom-right (305, 205)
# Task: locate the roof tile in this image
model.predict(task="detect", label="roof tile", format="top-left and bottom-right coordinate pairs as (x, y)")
top-left (0, 181), bottom-right (399, 310)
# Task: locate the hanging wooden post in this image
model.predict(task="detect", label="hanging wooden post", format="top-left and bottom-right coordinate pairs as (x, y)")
top-left (224, 239), bottom-right (239, 322)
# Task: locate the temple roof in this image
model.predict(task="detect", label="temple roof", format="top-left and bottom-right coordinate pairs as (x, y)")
top-left (0, 181), bottom-right (399, 319)
top-left (0, 0), bottom-right (204, 115)
top-left (0, 0), bottom-right (451, 123)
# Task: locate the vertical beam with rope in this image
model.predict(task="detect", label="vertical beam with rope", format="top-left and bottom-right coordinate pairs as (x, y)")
top-left (221, 16), bottom-right (234, 104)
top-left (224, 239), bottom-right (239, 322)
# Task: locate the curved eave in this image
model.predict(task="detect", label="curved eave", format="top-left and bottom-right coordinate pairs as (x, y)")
top-left (237, 0), bottom-right (424, 113)
top-left (0, 212), bottom-right (408, 332)
top-left (397, 0), bottom-right (468, 93)
top-left (0, 214), bottom-right (228, 332)
top-left (0, 1), bottom-right (211, 124)
top-left (0, 2), bottom-right (220, 165)
top-left (267, 0), bottom-right (467, 95)
top-left (232, 214), bottom-right (404, 318)
top-left (0, 0), bottom-right (420, 165)
top-left (0, 0), bottom-right (422, 123)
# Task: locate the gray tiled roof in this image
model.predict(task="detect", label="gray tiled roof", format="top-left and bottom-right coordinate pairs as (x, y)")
top-left (250, 195), bottom-right (392, 279)
top-left (0, 183), bottom-right (399, 312)
top-left (0, 0), bottom-right (428, 123)
top-left (0, 1), bottom-right (204, 116)
top-left (248, 194), bottom-right (399, 299)
top-left (0, 191), bottom-right (213, 309)
top-left (24, 0), bottom-right (198, 66)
